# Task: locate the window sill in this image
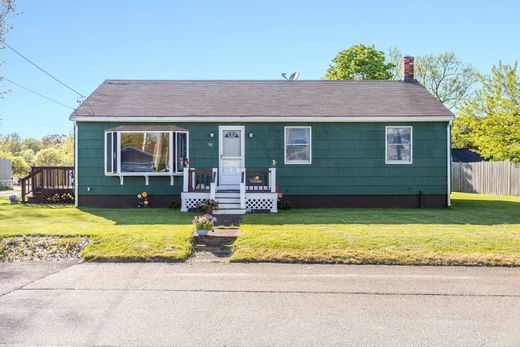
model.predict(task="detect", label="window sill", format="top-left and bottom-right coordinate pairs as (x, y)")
top-left (105, 172), bottom-right (184, 176)
top-left (105, 172), bottom-right (182, 186)
top-left (385, 161), bottom-right (413, 165)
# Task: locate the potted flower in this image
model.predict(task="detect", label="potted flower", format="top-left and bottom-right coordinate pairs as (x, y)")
top-left (9, 194), bottom-right (19, 205)
top-left (192, 213), bottom-right (217, 236)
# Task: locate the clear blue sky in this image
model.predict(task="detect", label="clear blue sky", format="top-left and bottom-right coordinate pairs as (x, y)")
top-left (1, 0), bottom-right (519, 138)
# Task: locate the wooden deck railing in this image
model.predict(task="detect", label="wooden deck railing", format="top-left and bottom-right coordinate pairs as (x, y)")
top-left (20, 166), bottom-right (74, 203)
top-left (245, 169), bottom-right (271, 192)
top-left (187, 169), bottom-right (213, 192)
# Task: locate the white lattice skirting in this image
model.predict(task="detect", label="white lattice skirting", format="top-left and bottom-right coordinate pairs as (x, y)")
top-left (181, 192), bottom-right (210, 212)
top-left (245, 193), bottom-right (278, 213)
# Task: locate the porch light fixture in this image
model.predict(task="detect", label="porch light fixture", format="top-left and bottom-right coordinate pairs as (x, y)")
top-left (209, 132), bottom-right (215, 138)
top-left (249, 132), bottom-right (253, 138)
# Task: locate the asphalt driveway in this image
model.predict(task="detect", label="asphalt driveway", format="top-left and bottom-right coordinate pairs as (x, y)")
top-left (1, 262), bottom-right (519, 346)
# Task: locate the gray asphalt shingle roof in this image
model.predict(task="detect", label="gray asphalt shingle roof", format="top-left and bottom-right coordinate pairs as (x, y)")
top-left (71, 80), bottom-right (453, 119)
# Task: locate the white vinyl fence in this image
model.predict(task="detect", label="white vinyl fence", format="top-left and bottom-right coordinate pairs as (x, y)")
top-left (451, 161), bottom-right (520, 196)
top-left (0, 159), bottom-right (13, 189)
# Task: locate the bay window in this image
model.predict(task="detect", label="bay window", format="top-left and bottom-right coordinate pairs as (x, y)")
top-left (105, 126), bottom-right (188, 176)
top-left (385, 126), bottom-right (412, 164)
top-left (285, 126), bottom-right (311, 164)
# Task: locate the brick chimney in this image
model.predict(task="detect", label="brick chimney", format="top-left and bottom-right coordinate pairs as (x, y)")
top-left (400, 56), bottom-right (415, 82)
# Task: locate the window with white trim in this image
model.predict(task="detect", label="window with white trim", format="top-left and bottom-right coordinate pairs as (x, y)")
top-left (105, 130), bottom-right (188, 175)
top-left (285, 126), bottom-right (311, 164)
top-left (385, 126), bottom-right (412, 164)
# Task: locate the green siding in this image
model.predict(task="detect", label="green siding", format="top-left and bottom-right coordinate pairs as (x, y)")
top-left (77, 122), bottom-right (448, 196)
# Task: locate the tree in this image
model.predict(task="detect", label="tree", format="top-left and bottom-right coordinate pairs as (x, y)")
top-left (9, 155), bottom-right (30, 176)
top-left (34, 147), bottom-right (65, 166)
top-left (1, 0), bottom-right (17, 96)
top-left (387, 47), bottom-right (403, 80)
top-left (22, 137), bottom-right (44, 153)
top-left (324, 44), bottom-right (394, 80)
top-left (453, 62), bottom-right (520, 163)
top-left (41, 134), bottom-right (66, 147)
top-left (0, 0), bottom-right (15, 41)
top-left (59, 131), bottom-right (74, 165)
top-left (0, 132), bottom-right (22, 153)
top-left (389, 50), bottom-right (478, 110)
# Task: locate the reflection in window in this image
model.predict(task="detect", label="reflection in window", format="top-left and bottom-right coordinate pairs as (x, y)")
top-left (120, 132), bottom-right (169, 173)
top-left (223, 130), bottom-right (241, 157)
top-left (176, 132), bottom-right (188, 173)
top-left (285, 127), bottom-right (311, 164)
top-left (386, 126), bottom-right (412, 164)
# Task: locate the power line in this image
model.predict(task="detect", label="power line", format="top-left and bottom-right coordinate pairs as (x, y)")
top-left (2, 77), bottom-right (76, 110)
top-left (0, 39), bottom-right (86, 98)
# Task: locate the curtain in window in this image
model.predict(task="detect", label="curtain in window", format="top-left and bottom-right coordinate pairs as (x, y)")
top-left (386, 127), bottom-right (412, 162)
top-left (286, 127), bottom-right (311, 163)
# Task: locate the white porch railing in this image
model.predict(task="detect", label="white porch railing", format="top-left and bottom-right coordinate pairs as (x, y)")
top-left (240, 168), bottom-right (246, 209)
top-left (181, 167), bottom-right (278, 213)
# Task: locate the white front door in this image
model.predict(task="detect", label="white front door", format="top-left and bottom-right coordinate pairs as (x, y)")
top-left (219, 126), bottom-right (244, 187)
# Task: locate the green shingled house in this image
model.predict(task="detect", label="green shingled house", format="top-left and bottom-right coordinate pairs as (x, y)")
top-left (70, 57), bottom-right (454, 213)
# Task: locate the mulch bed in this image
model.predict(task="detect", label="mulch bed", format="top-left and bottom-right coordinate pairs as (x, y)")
top-left (0, 236), bottom-right (90, 262)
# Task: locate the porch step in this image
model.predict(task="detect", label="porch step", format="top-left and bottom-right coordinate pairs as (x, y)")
top-left (215, 192), bottom-right (240, 199)
top-left (214, 208), bottom-right (246, 215)
top-left (216, 197), bottom-right (240, 203)
top-left (218, 202), bottom-right (241, 209)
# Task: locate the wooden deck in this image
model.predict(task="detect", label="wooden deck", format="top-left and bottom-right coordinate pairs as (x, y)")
top-left (20, 166), bottom-right (74, 204)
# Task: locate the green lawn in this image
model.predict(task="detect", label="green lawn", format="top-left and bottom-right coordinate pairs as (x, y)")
top-left (0, 199), bottom-right (194, 261)
top-left (233, 193), bottom-right (520, 266)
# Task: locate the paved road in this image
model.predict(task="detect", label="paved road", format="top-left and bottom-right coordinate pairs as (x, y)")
top-left (1, 262), bottom-right (519, 346)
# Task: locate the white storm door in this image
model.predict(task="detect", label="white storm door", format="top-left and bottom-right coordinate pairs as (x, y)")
top-left (219, 126), bottom-right (244, 186)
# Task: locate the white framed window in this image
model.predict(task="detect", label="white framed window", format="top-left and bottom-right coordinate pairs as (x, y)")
top-left (385, 126), bottom-right (412, 164)
top-left (104, 130), bottom-right (189, 176)
top-left (285, 126), bottom-right (311, 164)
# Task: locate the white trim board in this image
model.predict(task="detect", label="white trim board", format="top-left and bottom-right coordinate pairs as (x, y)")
top-left (71, 116), bottom-right (454, 122)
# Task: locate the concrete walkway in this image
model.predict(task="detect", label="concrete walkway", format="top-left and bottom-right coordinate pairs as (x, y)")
top-left (1, 262), bottom-right (520, 346)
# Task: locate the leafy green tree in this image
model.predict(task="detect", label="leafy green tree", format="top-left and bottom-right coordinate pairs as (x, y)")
top-left (22, 137), bottom-right (44, 153)
top-left (454, 62), bottom-right (520, 163)
top-left (388, 49), bottom-right (478, 110)
top-left (34, 147), bottom-right (65, 166)
top-left (59, 131), bottom-right (74, 165)
top-left (0, 132), bottom-right (22, 153)
top-left (9, 155), bottom-right (30, 176)
top-left (416, 53), bottom-right (478, 110)
top-left (324, 44), bottom-right (394, 80)
top-left (19, 148), bottom-right (35, 166)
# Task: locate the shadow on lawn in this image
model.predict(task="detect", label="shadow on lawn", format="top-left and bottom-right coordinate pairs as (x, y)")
top-left (243, 198), bottom-right (520, 225)
top-left (78, 207), bottom-right (194, 225)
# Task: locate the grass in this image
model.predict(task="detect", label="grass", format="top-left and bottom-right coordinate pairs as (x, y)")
top-left (233, 193), bottom-right (520, 266)
top-left (0, 199), bottom-right (194, 261)
top-left (1, 193), bottom-right (519, 265)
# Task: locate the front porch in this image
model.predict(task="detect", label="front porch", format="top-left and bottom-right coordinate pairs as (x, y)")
top-left (181, 167), bottom-right (278, 214)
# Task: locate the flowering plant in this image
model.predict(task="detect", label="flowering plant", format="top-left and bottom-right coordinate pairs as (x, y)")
top-left (197, 199), bottom-right (219, 213)
top-left (277, 191), bottom-right (291, 210)
top-left (9, 194), bottom-right (19, 204)
top-left (192, 213), bottom-right (217, 231)
top-left (137, 191), bottom-right (149, 208)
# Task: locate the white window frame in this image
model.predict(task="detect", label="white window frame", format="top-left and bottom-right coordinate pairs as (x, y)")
top-left (385, 126), bottom-right (413, 165)
top-left (284, 126), bottom-right (312, 165)
top-left (104, 130), bottom-right (189, 177)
